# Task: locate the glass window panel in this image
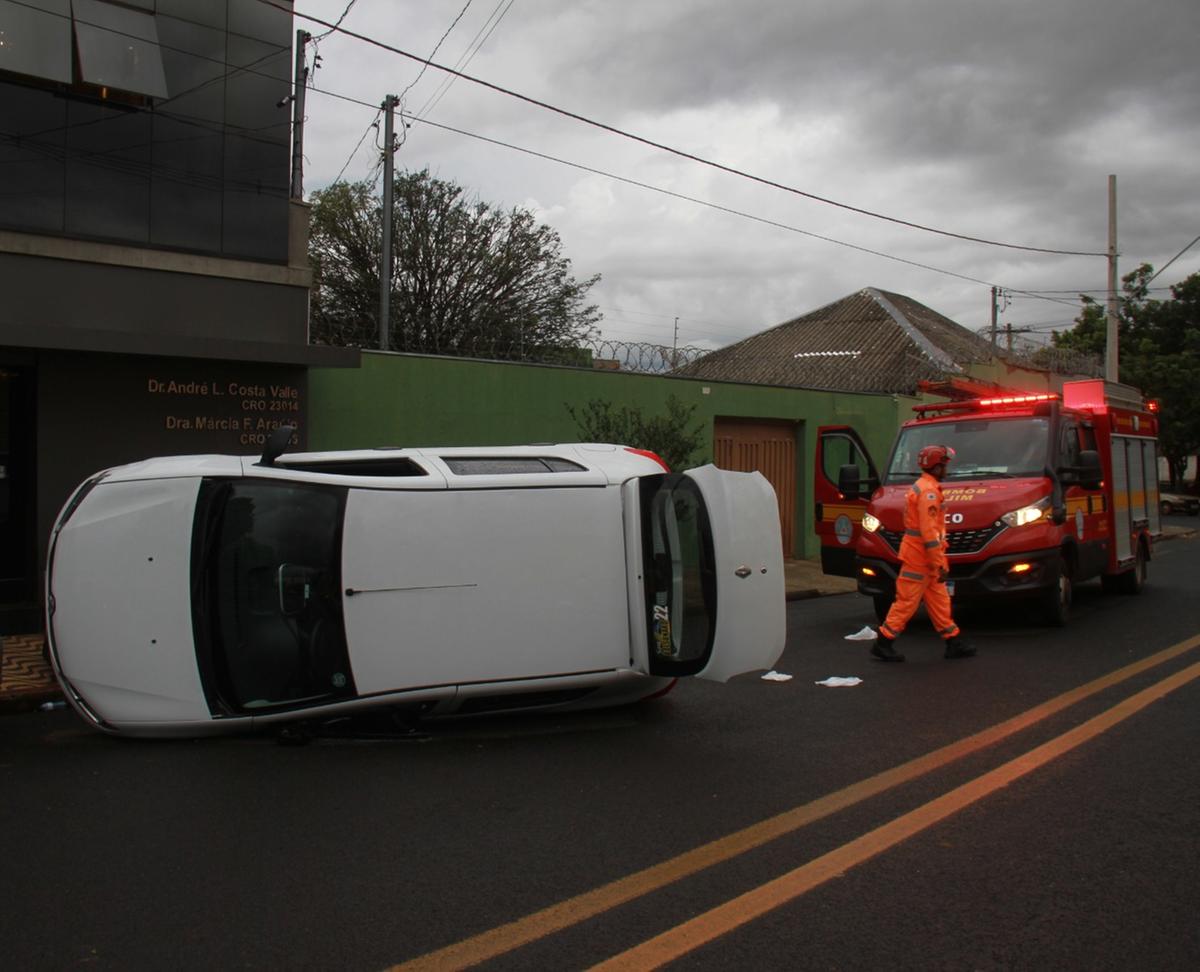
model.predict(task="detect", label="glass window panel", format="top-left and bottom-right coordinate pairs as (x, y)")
top-left (64, 98), bottom-right (151, 241)
top-left (150, 112), bottom-right (221, 251)
top-left (222, 130), bottom-right (287, 259)
top-left (156, 15), bottom-right (225, 122)
top-left (224, 33), bottom-right (290, 132)
top-left (156, 0), bottom-right (225, 31)
top-left (72, 0), bottom-right (168, 98)
top-left (0, 0), bottom-right (72, 83)
top-left (228, 0), bottom-right (291, 43)
top-left (0, 81), bottom-right (66, 231)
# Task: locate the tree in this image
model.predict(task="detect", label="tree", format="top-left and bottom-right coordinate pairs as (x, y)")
top-left (566, 395), bottom-right (707, 471)
top-left (1053, 265), bottom-right (1200, 487)
top-left (308, 169), bottom-right (601, 359)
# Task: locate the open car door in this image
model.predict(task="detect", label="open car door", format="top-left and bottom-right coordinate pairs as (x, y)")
top-left (815, 425), bottom-right (879, 577)
top-left (637, 466), bottom-right (785, 684)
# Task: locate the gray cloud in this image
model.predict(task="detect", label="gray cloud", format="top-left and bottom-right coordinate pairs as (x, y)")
top-left (296, 0), bottom-right (1200, 348)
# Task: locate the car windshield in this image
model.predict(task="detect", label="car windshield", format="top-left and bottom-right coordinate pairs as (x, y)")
top-left (886, 417), bottom-right (1050, 484)
top-left (639, 475), bottom-right (716, 676)
top-left (194, 480), bottom-right (355, 713)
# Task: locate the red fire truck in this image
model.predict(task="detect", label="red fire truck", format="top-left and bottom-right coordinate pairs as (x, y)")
top-left (816, 379), bottom-right (1161, 626)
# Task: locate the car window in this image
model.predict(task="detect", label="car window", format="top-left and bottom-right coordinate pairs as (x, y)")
top-left (821, 433), bottom-right (872, 486)
top-left (194, 480), bottom-right (355, 713)
top-left (274, 457), bottom-right (428, 477)
top-left (639, 475), bottom-right (716, 675)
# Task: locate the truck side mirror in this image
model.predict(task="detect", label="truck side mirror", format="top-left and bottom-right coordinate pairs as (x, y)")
top-left (837, 464), bottom-right (862, 498)
top-left (1077, 450), bottom-right (1102, 490)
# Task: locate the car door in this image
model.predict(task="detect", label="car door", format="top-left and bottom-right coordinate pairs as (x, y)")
top-left (815, 425), bottom-right (879, 577)
top-left (635, 466), bottom-right (785, 683)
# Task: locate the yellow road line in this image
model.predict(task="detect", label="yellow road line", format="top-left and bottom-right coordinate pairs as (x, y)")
top-left (594, 658), bottom-right (1200, 970)
top-left (391, 635), bottom-right (1200, 972)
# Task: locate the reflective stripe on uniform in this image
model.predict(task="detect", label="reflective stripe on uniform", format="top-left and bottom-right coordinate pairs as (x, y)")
top-left (904, 528), bottom-right (921, 537)
top-left (938, 624), bottom-right (958, 635)
top-left (900, 570), bottom-right (924, 580)
top-left (924, 539), bottom-right (941, 549)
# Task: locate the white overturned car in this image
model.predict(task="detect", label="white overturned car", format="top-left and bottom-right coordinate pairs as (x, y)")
top-left (46, 435), bottom-right (785, 737)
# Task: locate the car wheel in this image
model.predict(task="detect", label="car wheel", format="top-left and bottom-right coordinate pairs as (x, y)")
top-left (1160, 500), bottom-right (1174, 515)
top-left (1041, 557), bottom-right (1072, 627)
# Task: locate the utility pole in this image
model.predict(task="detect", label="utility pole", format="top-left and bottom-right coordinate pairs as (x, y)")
top-left (990, 286), bottom-right (999, 348)
top-left (672, 316), bottom-right (679, 369)
top-left (378, 94), bottom-right (399, 351)
top-left (289, 30), bottom-right (310, 199)
top-left (1105, 174), bottom-right (1120, 382)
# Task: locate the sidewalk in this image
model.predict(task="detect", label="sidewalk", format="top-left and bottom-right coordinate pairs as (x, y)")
top-left (3, 525), bottom-right (1193, 714)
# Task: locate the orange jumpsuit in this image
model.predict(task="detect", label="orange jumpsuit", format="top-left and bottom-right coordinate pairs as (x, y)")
top-left (880, 472), bottom-right (961, 641)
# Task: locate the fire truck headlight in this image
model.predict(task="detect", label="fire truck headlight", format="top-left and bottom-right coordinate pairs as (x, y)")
top-left (862, 512), bottom-right (881, 533)
top-left (1001, 496), bottom-right (1051, 528)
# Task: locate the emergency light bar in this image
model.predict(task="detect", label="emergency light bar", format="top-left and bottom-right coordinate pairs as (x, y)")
top-left (912, 392), bottom-right (1059, 415)
top-left (977, 393), bottom-right (1059, 407)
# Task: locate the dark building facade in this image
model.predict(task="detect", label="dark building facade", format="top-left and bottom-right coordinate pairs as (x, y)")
top-left (0, 0), bottom-right (355, 631)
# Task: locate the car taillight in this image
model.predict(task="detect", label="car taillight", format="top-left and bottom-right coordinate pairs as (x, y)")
top-left (625, 447), bottom-right (670, 471)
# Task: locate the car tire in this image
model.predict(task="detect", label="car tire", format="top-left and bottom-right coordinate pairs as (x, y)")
top-left (1041, 556), bottom-right (1072, 627)
top-left (1160, 500), bottom-right (1174, 515)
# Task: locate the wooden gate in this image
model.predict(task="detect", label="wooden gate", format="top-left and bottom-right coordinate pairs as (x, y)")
top-left (712, 418), bottom-right (797, 558)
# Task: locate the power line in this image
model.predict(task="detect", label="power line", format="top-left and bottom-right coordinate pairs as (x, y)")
top-left (269, 0), bottom-right (1106, 258)
top-left (312, 0), bottom-right (360, 41)
top-left (396, 0), bottom-right (475, 112)
top-left (331, 110), bottom-right (381, 185)
top-left (1146, 234), bottom-right (1200, 286)
top-left (415, 0), bottom-right (516, 121)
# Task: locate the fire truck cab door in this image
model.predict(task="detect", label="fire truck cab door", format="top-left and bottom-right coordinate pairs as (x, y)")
top-left (815, 425), bottom-right (879, 577)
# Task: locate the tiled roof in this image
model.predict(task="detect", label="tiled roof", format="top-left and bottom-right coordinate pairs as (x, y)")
top-left (674, 288), bottom-right (995, 394)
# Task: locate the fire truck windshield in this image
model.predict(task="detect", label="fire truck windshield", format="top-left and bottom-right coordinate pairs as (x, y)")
top-left (885, 417), bottom-right (1050, 484)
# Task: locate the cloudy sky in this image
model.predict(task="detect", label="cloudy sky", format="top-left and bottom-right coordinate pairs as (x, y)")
top-left (289, 0), bottom-right (1200, 352)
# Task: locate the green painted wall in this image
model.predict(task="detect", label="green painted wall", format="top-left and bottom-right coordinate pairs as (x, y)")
top-left (308, 351), bottom-right (911, 559)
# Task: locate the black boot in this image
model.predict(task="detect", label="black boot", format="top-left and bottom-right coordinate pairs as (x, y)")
top-left (944, 635), bottom-right (975, 659)
top-left (871, 634), bottom-right (905, 663)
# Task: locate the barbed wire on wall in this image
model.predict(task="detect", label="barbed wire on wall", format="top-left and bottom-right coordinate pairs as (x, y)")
top-left (994, 340), bottom-right (1104, 378)
top-left (336, 333), bottom-right (712, 374)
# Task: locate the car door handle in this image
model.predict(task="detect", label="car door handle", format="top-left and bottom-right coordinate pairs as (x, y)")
top-left (735, 565), bottom-right (752, 578)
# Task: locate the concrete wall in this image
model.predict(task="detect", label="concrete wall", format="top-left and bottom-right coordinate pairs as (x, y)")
top-left (308, 351), bottom-right (911, 559)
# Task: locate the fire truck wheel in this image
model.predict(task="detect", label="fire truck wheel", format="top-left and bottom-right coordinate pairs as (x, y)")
top-left (1041, 557), bottom-right (1072, 627)
top-left (1121, 544), bottom-right (1148, 594)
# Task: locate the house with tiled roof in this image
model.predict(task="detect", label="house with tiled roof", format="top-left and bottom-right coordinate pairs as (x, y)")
top-left (675, 287), bottom-right (997, 394)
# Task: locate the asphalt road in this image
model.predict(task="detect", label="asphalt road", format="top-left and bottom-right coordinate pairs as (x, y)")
top-left (2, 523), bottom-right (1198, 971)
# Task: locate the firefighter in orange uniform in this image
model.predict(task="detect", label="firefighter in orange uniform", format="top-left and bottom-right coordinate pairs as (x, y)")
top-left (871, 444), bottom-right (975, 662)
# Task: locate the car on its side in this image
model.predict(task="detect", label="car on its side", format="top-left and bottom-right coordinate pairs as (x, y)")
top-left (1159, 490), bottom-right (1199, 516)
top-left (46, 438), bottom-right (786, 737)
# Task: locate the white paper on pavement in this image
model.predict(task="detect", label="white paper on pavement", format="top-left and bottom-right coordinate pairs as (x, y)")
top-left (761, 671), bottom-right (793, 681)
top-left (844, 626), bottom-right (877, 641)
top-left (815, 676), bottom-right (863, 687)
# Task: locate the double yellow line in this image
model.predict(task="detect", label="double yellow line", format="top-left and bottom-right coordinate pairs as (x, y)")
top-left (394, 635), bottom-right (1200, 971)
